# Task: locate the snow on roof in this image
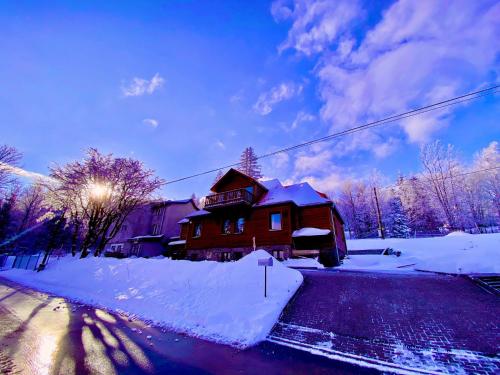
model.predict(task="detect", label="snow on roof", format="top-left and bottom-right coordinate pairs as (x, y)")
top-left (129, 235), bottom-right (163, 241)
top-left (168, 239), bottom-right (186, 246)
top-left (177, 218), bottom-right (190, 224)
top-left (185, 209), bottom-right (211, 218)
top-left (255, 181), bottom-right (331, 207)
top-left (292, 227), bottom-right (331, 237)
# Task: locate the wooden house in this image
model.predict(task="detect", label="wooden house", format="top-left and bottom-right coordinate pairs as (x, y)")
top-left (178, 169), bottom-right (346, 266)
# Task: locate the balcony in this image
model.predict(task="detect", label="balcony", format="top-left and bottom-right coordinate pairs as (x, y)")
top-left (204, 188), bottom-right (253, 210)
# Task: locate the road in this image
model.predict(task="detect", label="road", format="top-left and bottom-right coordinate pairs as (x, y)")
top-left (0, 277), bottom-right (378, 375)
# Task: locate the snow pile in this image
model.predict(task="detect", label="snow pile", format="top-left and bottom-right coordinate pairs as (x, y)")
top-left (341, 233), bottom-right (500, 274)
top-left (0, 249), bottom-right (302, 347)
top-left (292, 227), bottom-right (331, 237)
top-left (282, 257), bottom-right (325, 269)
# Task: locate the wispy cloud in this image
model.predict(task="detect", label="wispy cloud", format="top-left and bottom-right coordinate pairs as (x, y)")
top-left (0, 162), bottom-right (55, 183)
top-left (273, 0), bottom-right (500, 152)
top-left (214, 140), bottom-right (226, 150)
top-left (291, 111), bottom-right (315, 130)
top-left (122, 73), bottom-right (164, 97)
top-left (142, 118), bottom-right (159, 128)
top-left (254, 82), bottom-right (303, 115)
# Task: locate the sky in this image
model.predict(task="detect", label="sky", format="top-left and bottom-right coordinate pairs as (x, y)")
top-left (1, 0), bottom-right (499, 199)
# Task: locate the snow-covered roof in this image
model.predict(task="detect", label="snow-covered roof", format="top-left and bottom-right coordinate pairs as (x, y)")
top-left (168, 239), bottom-right (186, 246)
top-left (129, 234), bottom-right (163, 241)
top-left (254, 181), bottom-right (331, 207)
top-left (185, 209), bottom-right (211, 218)
top-left (292, 227), bottom-right (331, 237)
top-left (177, 218), bottom-right (190, 224)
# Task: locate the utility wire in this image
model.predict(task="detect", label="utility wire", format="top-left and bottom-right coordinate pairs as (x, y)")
top-left (164, 85), bottom-right (499, 185)
top-left (378, 165), bottom-right (500, 192)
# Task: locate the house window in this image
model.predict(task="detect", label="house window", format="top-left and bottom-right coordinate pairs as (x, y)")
top-left (152, 224), bottom-right (160, 235)
top-left (153, 207), bottom-right (162, 216)
top-left (272, 250), bottom-right (284, 261)
top-left (222, 219), bottom-right (232, 234)
top-left (245, 186), bottom-right (254, 195)
top-left (270, 212), bottom-right (282, 231)
top-left (220, 252), bottom-right (231, 262)
top-left (193, 223), bottom-right (202, 238)
top-left (235, 217), bottom-right (245, 234)
top-left (121, 224), bottom-right (128, 232)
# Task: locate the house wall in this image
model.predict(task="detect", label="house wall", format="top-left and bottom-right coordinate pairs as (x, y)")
top-left (332, 209), bottom-right (347, 258)
top-left (161, 203), bottom-right (197, 238)
top-left (185, 203), bottom-right (294, 250)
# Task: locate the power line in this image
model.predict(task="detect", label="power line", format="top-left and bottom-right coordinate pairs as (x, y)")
top-left (164, 85), bottom-right (499, 185)
top-left (378, 166), bottom-right (500, 191)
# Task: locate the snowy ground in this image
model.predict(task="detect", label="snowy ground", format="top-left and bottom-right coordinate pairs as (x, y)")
top-left (0, 249), bottom-right (303, 348)
top-left (282, 257), bottom-right (325, 269)
top-left (341, 232), bottom-right (500, 274)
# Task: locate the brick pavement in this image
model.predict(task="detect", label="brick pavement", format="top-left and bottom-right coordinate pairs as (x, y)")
top-left (268, 270), bottom-right (500, 374)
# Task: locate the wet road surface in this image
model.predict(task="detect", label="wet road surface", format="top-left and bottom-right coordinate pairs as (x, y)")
top-left (0, 277), bottom-right (379, 375)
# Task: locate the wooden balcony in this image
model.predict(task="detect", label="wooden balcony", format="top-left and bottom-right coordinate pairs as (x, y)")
top-left (204, 188), bottom-right (253, 210)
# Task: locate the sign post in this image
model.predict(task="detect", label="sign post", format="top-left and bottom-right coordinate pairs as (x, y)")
top-left (258, 257), bottom-right (273, 298)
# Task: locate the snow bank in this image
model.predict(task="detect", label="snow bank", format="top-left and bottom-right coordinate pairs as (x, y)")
top-left (282, 257), bottom-right (325, 269)
top-left (292, 227), bottom-right (331, 237)
top-left (342, 233), bottom-right (500, 274)
top-left (0, 249), bottom-right (303, 347)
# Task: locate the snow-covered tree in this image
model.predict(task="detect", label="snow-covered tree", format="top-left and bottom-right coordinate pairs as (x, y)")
top-left (420, 141), bottom-right (463, 229)
top-left (238, 147), bottom-right (262, 179)
top-left (387, 195), bottom-right (411, 238)
top-left (474, 141), bottom-right (500, 223)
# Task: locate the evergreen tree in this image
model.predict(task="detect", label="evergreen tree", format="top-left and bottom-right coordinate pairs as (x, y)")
top-left (387, 195), bottom-right (411, 238)
top-left (0, 192), bottom-right (16, 243)
top-left (238, 147), bottom-right (262, 179)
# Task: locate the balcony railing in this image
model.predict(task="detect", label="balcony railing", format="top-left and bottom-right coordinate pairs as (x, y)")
top-left (204, 188), bottom-right (253, 209)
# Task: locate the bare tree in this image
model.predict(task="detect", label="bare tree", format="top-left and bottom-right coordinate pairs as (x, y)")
top-left (16, 184), bottom-right (46, 233)
top-left (0, 145), bottom-right (22, 194)
top-left (47, 148), bottom-right (164, 258)
top-left (420, 141), bottom-right (462, 230)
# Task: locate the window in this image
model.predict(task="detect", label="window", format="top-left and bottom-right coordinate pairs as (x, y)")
top-left (272, 250), bottom-right (284, 261)
top-left (222, 219), bottom-right (232, 234)
top-left (193, 223), bottom-right (202, 238)
top-left (270, 212), bottom-right (282, 231)
top-left (233, 252), bottom-right (243, 261)
top-left (121, 224), bottom-right (128, 232)
top-left (153, 207), bottom-right (163, 216)
top-left (152, 224), bottom-right (160, 235)
top-left (235, 217), bottom-right (245, 234)
top-left (245, 186), bottom-right (254, 195)
top-left (220, 252), bottom-right (231, 262)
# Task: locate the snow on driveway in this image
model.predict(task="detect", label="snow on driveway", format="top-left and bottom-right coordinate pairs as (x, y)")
top-left (0, 249), bottom-right (303, 348)
top-left (342, 232), bottom-right (500, 274)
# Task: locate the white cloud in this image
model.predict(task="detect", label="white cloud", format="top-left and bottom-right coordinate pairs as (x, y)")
top-left (291, 111), bottom-right (315, 130)
top-left (273, 0), bottom-right (500, 151)
top-left (142, 118), bottom-right (159, 128)
top-left (214, 140), bottom-right (226, 150)
top-left (294, 149), bottom-right (332, 174)
top-left (0, 162), bottom-right (55, 183)
top-left (254, 82), bottom-right (303, 115)
top-left (272, 0), bottom-right (361, 56)
top-left (122, 73), bottom-right (164, 97)
top-left (272, 152), bottom-right (290, 169)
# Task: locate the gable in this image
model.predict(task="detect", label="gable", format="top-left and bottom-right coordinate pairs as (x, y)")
top-left (210, 168), bottom-right (267, 193)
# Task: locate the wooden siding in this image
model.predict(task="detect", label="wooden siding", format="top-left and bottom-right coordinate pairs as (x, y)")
top-left (185, 204), bottom-right (293, 249)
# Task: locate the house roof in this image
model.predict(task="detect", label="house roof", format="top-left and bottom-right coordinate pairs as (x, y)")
top-left (185, 209), bottom-right (211, 218)
top-left (254, 179), bottom-right (331, 207)
top-left (210, 168), bottom-right (268, 193)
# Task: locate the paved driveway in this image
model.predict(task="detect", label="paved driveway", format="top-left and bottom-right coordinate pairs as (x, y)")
top-left (269, 270), bottom-right (500, 374)
top-left (0, 277), bottom-right (378, 375)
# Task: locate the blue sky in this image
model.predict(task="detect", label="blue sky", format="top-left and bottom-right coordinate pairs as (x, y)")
top-left (1, 0), bottom-right (499, 199)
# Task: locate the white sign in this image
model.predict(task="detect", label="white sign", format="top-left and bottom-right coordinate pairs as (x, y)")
top-left (258, 257), bottom-right (273, 267)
